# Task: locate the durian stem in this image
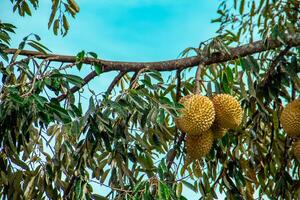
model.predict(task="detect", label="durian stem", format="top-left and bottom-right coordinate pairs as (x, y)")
top-left (173, 69), bottom-right (182, 143)
top-left (194, 64), bottom-right (203, 94)
top-left (175, 69), bottom-right (182, 102)
top-left (167, 132), bottom-right (186, 169)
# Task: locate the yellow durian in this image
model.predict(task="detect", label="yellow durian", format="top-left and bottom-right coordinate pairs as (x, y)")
top-left (185, 129), bottom-right (214, 163)
top-left (280, 99), bottom-right (300, 137)
top-left (176, 94), bottom-right (215, 135)
top-left (212, 94), bottom-right (243, 129)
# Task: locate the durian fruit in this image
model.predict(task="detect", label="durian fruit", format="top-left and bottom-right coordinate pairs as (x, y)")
top-left (185, 129), bottom-right (214, 163)
top-left (280, 99), bottom-right (300, 137)
top-left (292, 138), bottom-right (300, 162)
top-left (211, 94), bottom-right (243, 129)
top-left (211, 122), bottom-right (228, 139)
top-left (175, 95), bottom-right (193, 132)
top-left (176, 94), bottom-right (215, 135)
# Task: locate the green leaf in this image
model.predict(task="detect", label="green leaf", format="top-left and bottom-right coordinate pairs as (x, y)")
top-left (156, 108), bottom-right (165, 124)
top-left (94, 64), bottom-right (102, 75)
top-left (67, 0), bottom-right (80, 12)
top-left (46, 101), bottom-right (71, 123)
top-left (182, 180), bottom-right (197, 192)
top-left (92, 194), bottom-right (108, 200)
top-left (22, 1), bottom-right (32, 16)
top-left (133, 180), bottom-right (145, 193)
top-left (226, 67), bottom-right (233, 82)
top-left (9, 93), bottom-right (24, 104)
top-left (88, 51), bottom-right (98, 58)
top-left (158, 181), bottom-right (170, 200)
top-left (100, 170), bottom-right (110, 184)
top-left (48, 0), bottom-right (59, 29)
top-left (24, 176), bottom-right (35, 198)
top-left (53, 19), bottom-right (59, 35)
top-left (10, 155), bottom-right (30, 170)
top-left (62, 15), bottom-right (70, 36)
top-left (75, 50), bottom-right (85, 70)
top-left (149, 71), bottom-right (163, 82)
top-left (63, 74), bottom-right (84, 86)
top-left (75, 179), bottom-right (82, 200)
top-left (27, 42), bottom-right (47, 54)
top-left (176, 182), bottom-right (183, 197)
top-left (239, 0), bottom-right (245, 15)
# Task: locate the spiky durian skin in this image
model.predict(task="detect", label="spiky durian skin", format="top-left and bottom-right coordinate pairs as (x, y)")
top-left (211, 122), bottom-right (228, 139)
top-left (212, 94), bottom-right (243, 129)
top-left (176, 95), bottom-right (215, 135)
top-left (186, 129), bottom-right (214, 162)
top-left (175, 95), bottom-right (192, 132)
top-left (280, 99), bottom-right (300, 137)
top-left (293, 139), bottom-right (300, 162)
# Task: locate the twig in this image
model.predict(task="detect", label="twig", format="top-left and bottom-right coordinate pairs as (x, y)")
top-left (167, 69), bottom-right (184, 169)
top-left (194, 64), bottom-right (203, 94)
top-left (128, 67), bottom-right (149, 89)
top-left (21, 59), bottom-right (45, 97)
top-left (173, 69), bottom-right (182, 144)
top-left (63, 176), bottom-right (77, 199)
top-left (56, 71), bottom-right (97, 101)
top-left (175, 69), bottom-right (182, 102)
top-left (212, 167), bottom-right (225, 189)
top-left (167, 132), bottom-right (186, 169)
top-left (105, 71), bottom-right (127, 96)
top-left (89, 180), bottom-right (134, 193)
top-left (7, 56), bottom-right (33, 68)
top-left (258, 46), bottom-right (291, 89)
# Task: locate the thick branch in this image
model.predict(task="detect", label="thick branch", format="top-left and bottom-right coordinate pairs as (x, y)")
top-left (5, 34), bottom-right (300, 72)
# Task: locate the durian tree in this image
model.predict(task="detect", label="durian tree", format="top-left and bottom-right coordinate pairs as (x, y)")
top-left (1, 0), bottom-right (300, 199)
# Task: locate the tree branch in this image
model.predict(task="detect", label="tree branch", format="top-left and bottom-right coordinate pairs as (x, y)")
top-left (56, 71), bottom-right (97, 101)
top-left (5, 34), bottom-right (300, 73)
top-left (105, 71), bottom-right (127, 96)
top-left (258, 45), bottom-right (291, 89)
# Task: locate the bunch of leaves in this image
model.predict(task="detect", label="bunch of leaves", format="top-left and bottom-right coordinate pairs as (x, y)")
top-left (9, 0), bottom-right (80, 36)
top-left (0, 21), bottom-right (16, 61)
top-left (212, 0), bottom-right (300, 44)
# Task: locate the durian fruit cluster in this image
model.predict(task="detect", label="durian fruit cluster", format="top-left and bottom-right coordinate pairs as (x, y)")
top-left (176, 94), bottom-right (243, 163)
top-left (280, 99), bottom-right (300, 161)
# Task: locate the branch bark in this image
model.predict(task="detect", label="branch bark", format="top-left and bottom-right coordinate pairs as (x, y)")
top-left (4, 34), bottom-right (300, 73)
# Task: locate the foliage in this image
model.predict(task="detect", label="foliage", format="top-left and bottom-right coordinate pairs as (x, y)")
top-left (9, 0), bottom-right (80, 36)
top-left (0, 0), bottom-right (300, 199)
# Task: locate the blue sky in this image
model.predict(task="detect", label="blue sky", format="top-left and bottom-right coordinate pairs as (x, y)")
top-left (1, 0), bottom-right (221, 199)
